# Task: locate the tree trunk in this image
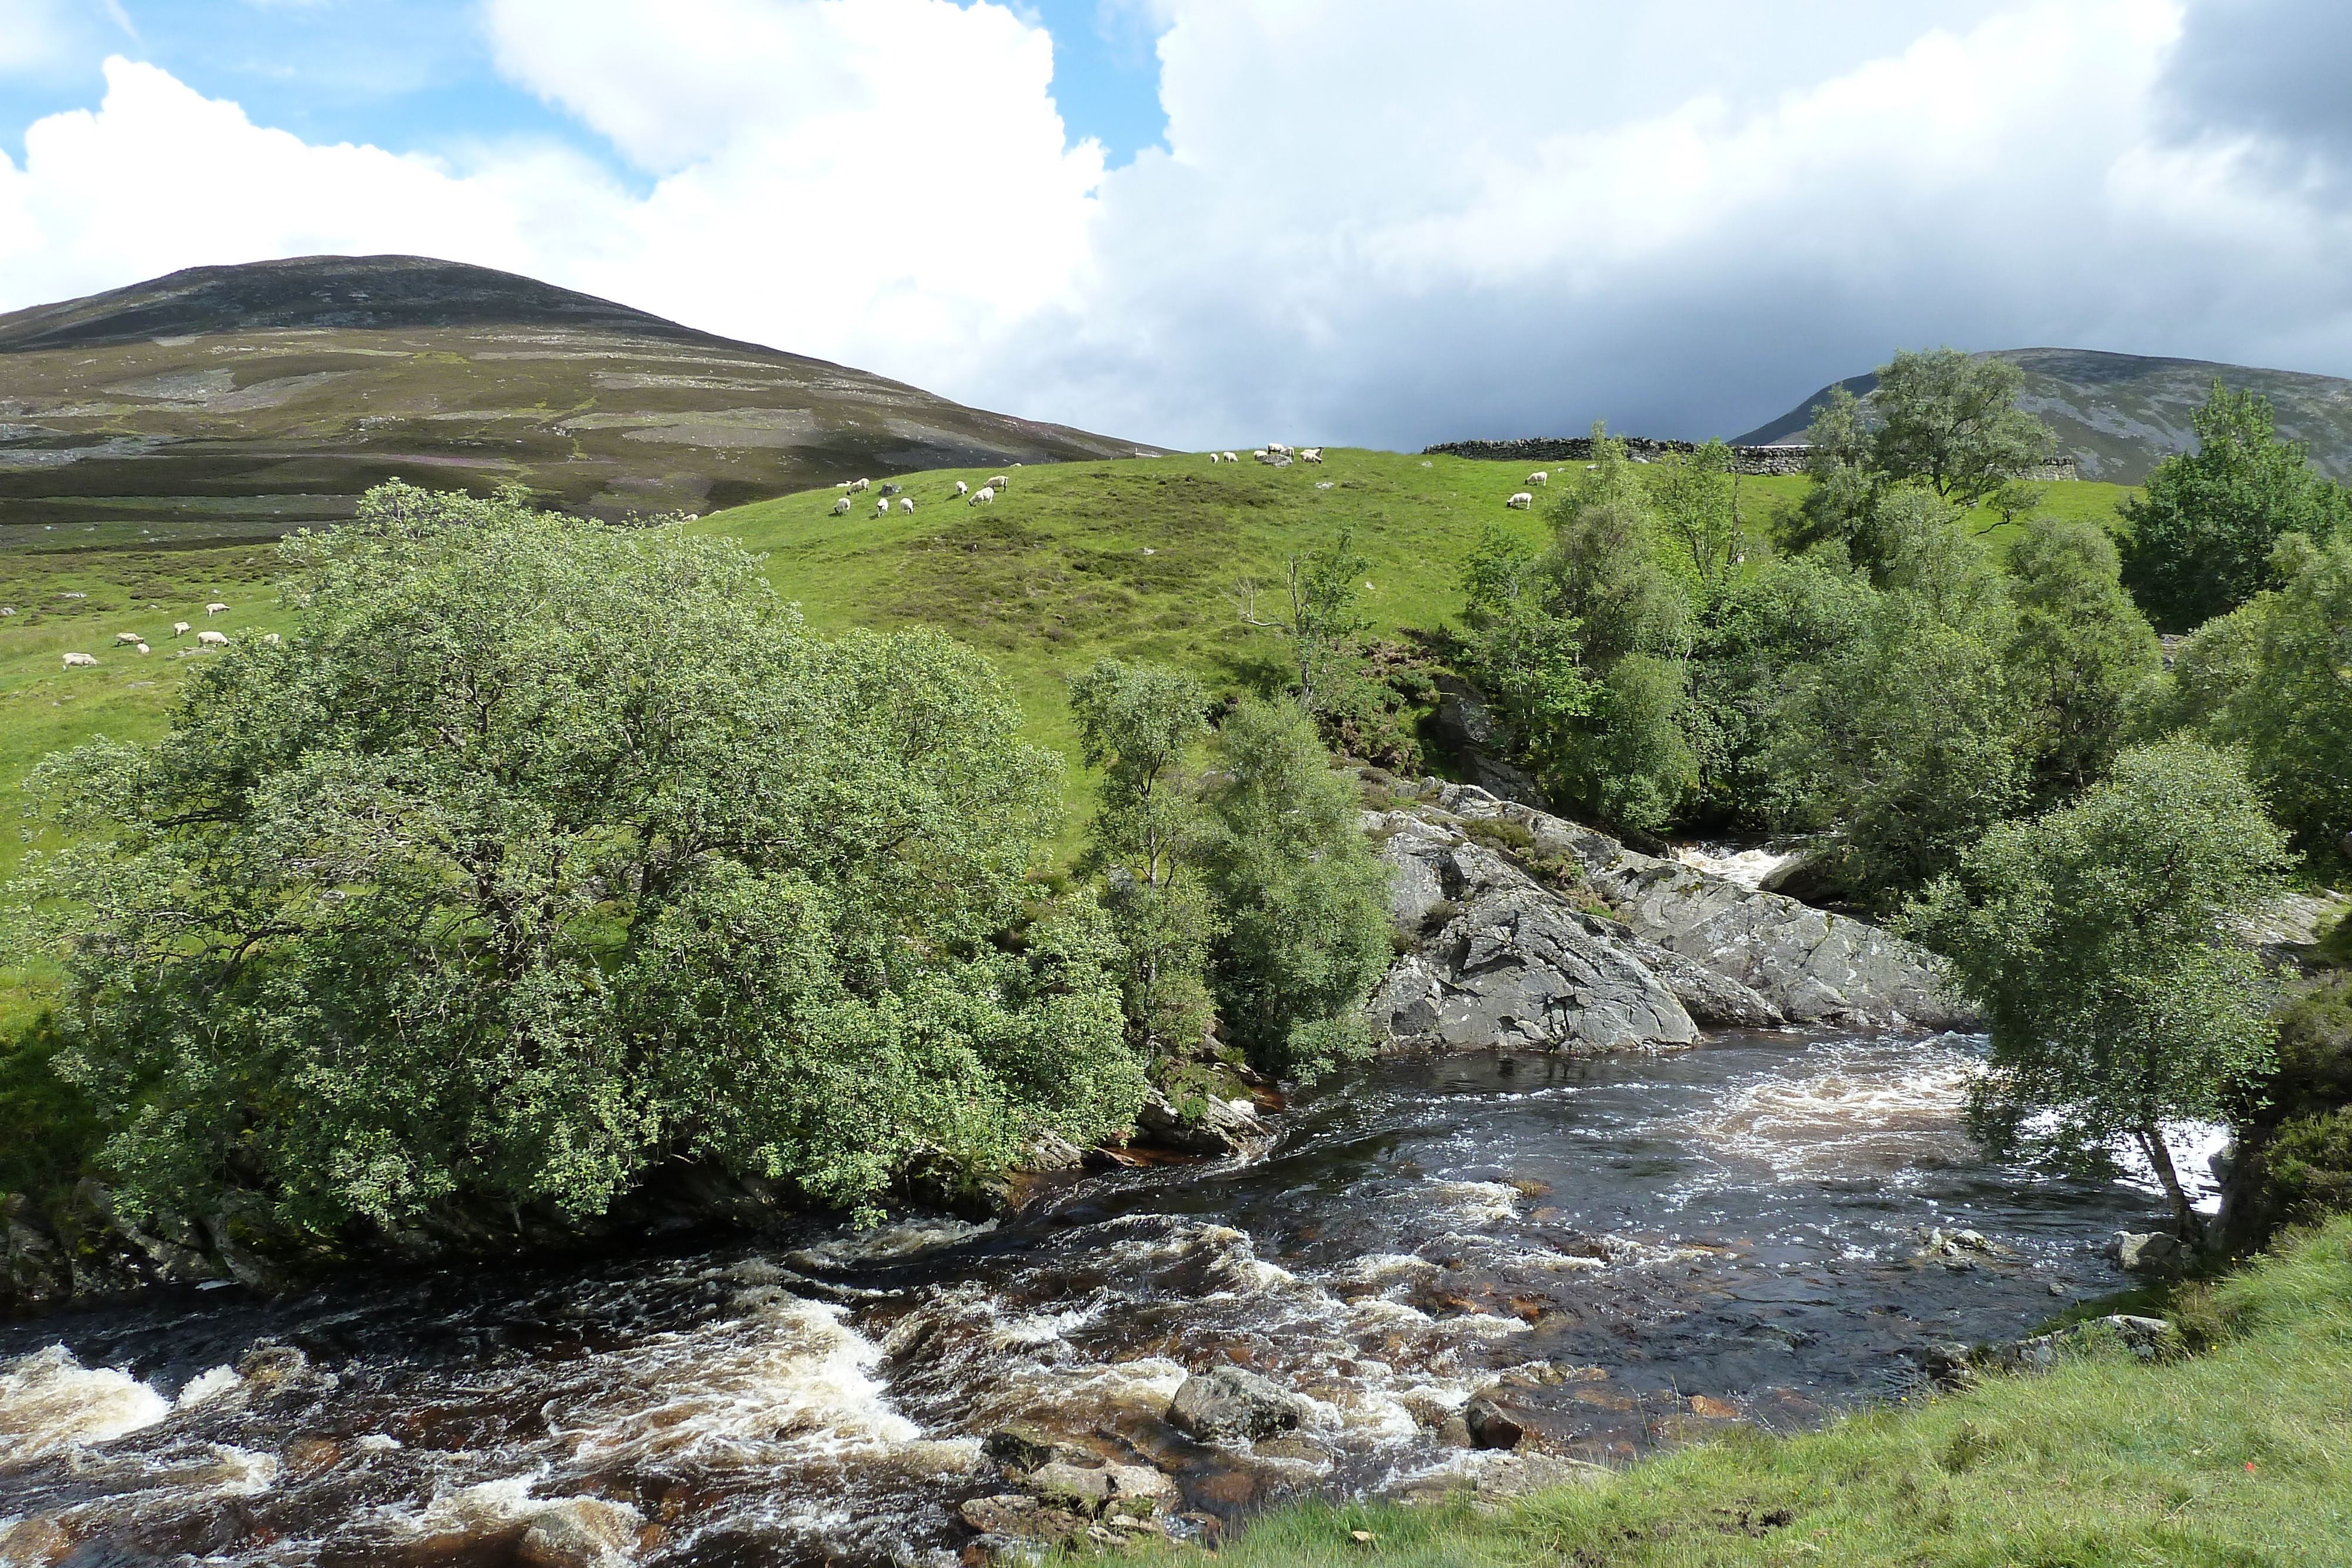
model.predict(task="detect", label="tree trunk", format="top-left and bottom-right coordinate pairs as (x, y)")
top-left (2136, 1124), bottom-right (2205, 1247)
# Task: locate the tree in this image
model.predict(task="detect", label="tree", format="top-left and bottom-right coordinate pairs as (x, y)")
top-left (1869, 347), bottom-right (2053, 506)
top-left (1068, 659), bottom-right (1222, 1055)
top-left (1646, 438), bottom-right (1742, 587)
top-left (1232, 526), bottom-right (1372, 717)
top-left (16, 484), bottom-right (1145, 1231)
top-left (2004, 517), bottom-right (2162, 797)
top-left (1903, 741), bottom-right (2291, 1242)
top-left (1783, 385), bottom-right (1879, 557)
top-left (2120, 380), bottom-right (2352, 630)
top-left (1198, 698), bottom-right (1394, 1078)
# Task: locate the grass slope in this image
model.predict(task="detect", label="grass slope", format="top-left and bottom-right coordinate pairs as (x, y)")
top-left (1128, 1218), bottom-right (2352, 1567)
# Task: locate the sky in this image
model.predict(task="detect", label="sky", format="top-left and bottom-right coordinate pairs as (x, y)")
top-left (2, 0), bottom-right (2350, 451)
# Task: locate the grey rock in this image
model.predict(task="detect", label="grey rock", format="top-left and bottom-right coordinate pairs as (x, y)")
top-left (2111, 1231), bottom-right (2181, 1272)
top-left (1980, 1314), bottom-right (2180, 1374)
top-left (1167, 1366), bottom-right (1306, 1442)
top-left (514, 1499), bottom-right (642, 1568)
top-left (1028, 1462), bottom-right (1112, 1514)
top-left (1132, 1091), bottom-right (1271, 1158)
top-left (1462, 1395), bottom-right (1525, 1450)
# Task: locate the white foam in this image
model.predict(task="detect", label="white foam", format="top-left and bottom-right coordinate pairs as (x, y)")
top-left (1429, 1180), bottom-right (1519, 1226)
top-left (0, 1347), bottom-right (170, 1461)
top-left (1673, 844), bottom-right (1799, 890)
top-left (176, 1365), bottom-right (242, 1408)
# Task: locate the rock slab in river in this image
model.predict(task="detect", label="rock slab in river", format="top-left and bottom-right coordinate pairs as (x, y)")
top-left (1368, 784), bottom-right (1970, 1052)
top-left (1167, 1366), bottom-right (1308, 1442)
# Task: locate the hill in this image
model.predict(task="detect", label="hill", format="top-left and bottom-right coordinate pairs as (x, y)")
top-left (0, 255), bottom-right (1160, 547)
top-left (1737, 347), bottom-right (2352, 483)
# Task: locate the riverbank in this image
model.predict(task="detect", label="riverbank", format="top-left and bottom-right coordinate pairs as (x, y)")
top-left (1127, 1215), bottom-right (2352, 1567)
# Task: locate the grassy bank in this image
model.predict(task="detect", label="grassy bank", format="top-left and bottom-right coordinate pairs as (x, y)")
top-left (1130, 1218), bottom-right (2352, 1567)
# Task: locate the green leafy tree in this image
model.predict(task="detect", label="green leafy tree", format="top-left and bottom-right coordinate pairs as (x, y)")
top-left (1783, 385), bottom-right (1880, 557)
top-left (2120, 381), bottom-right (2352, 629)
top-left (1198, 698), bottom-right (1394, 1078)
top-left (1869, 347), bottom-right (2054, 506)
top-left (1233, 526), bottom-right (1372, 717)
top-left (1646, 438), bottom-right (1743, 587)
top-left (1068, 658), bottom-right (1222, 1054)
top-left (1903, 741), bottom-right (2291, 1241)
top-left (2004, 517), bottom-right (2163, 797)
top-left (16, 484), bottom-right (1144, 1231)
top-left (1457, 525), bottom-right (1596, 770)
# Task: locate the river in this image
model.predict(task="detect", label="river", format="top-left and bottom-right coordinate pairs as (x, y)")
top-left (0, 1030), bottom-right (2181, 1566)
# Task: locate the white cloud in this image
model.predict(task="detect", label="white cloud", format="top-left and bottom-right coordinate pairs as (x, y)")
top-left (0, 0), bottom-right (83, 75)
top-left (6, 0), bottom-right (2352, 452)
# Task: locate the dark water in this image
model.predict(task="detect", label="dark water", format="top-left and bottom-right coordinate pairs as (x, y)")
top-left (0, 1031), bottom-right (2174, 1566)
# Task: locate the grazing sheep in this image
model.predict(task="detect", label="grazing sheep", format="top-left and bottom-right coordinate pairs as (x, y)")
top-left (987, 475), bottom-right (1010, 491)
top-left (1210, 452), bottom-right (1224, 463)
top-left (1222, 452), bottom-right (1238, 463)
top-left (969, 486), bottom-right (995, 506)
top-left (831, 497), bottom-right (852, 516)
top-left (1505, 492), bottom-right (1534, 510)
top-left (847, 478), bottom-right (871, 493)
top-left (172, 621), bottom-right (191, 637)
top-left (1527, 470), bottom-right (1549, 484)
top-left (136, 643), bottom-right (150, 654)
top-left (1267, 443), bottom-right (1293, 454)
top-left (874, 499), bottom-right (890, 517)
top-left (62, 652), bottom-right (96, 667)
top-left (897, 497), bottom-right (916, 513)
top-left (1252, 449), bottom-right (1268, 459)
top-left (206, 602), bottom-right (228, 615)
top-left (953, 481), bottom-right (969, 496)
top-left (115, 631), bottom-right (142, 645)
top-left (1301, 447), bottom-right (1324, 463)
top-left (198, 630), bottom-right (228, 647)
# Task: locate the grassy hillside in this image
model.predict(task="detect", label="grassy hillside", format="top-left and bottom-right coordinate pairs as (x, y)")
top-left (1129, 1216), bottom-right (2352, 1567)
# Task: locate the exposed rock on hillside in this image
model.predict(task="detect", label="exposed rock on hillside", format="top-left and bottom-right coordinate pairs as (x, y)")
top-left (1368, 782), bottom-right (1969, 1052)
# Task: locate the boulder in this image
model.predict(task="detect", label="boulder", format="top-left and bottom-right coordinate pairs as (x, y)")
top-left (1167, 1366), bottom-right (1307, 1443)
top-left (1131, 1091), bottom-right (1271, 1158)
top-left (514, 1499), bottom-right (643, 1568)
top-left (2111, 1231), bottom-right (2181, 1272)
top-left (1461, 1395), bottom-right (1525, 1450)
top-left (1979, 1314), bottom-right (2180, 1374)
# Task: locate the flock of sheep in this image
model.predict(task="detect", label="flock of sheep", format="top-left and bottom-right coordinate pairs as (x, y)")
top-left (829, 467), bottom-right (1024, 517)
top-left (56, 600), bottom-right (271, 668)
top-left (1209, 444), bottom-right (1324, 466)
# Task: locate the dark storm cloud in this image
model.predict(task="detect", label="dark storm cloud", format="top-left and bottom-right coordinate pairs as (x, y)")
top-left (2161, 0), bottom-right (2352, 166)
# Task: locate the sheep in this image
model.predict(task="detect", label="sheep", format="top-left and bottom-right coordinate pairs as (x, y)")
top-left (831, 497), bottom-right (853, 516)
top-left (137, 642), bottom-right (151, 654)
top-left (172, 621), bottom-right (191, 637)
top-left (987, 474), bottom-right (1010, 491)
top-left (1222, 452), bottom-right (1238, 463)
top-left (206, 602), bottom-right (228, 615)
top-left (1267, 442), bottom-right (1293, 454)
top-left (1527, 470), bottom-right (1549, 485)
top-left (846, 478), bottom-right (871, 493)
top-left (1505, 492), bottom-right (1534, 510)
top-left (873, 499), bottom-right (891, 517)
top-left (0, 607), bottom-right (14, 617)
top-left (1210, 452), bottom-right (1224, 463)
top-left (115, 631), bottom-right (142, 646)
top-left (897, 497), bottom-right (916, 514)
top-left (62, 652), bottom-right (96, 667)
top-left (969, 486), bottom-right (995, 506)
top-left (953, 481), bottom-right (969, 496)
top-left (198, 630), bottom-right (228, 647)
top-left (1301, 447), bottom-right (1324, 463)
top-left (1252, 449), bottom-right (1268, 459)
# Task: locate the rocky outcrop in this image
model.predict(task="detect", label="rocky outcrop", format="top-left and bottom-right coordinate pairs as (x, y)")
top-left (1167, 1366), bottom-right (1308, 1443)
top-left (1368, 783), bottom-right (1969, 1053)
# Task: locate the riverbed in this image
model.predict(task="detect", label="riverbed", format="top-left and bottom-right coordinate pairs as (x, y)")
top-left (0, 1031), bottom-right (2176, 1566)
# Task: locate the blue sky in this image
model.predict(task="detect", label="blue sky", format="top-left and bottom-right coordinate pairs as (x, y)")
top-left (0, 0), bottom-right (1170, 173)
top-left (5, 1), bottom-right (2352, 452)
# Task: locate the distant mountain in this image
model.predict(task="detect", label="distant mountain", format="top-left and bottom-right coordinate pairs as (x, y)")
top-left (0, 255), bottom-right (1162, 544)
top-left (1735, 348), bottom-right (2352, 484)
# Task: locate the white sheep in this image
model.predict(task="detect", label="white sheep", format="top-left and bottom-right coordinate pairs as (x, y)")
top-left (172, 621), bottom-right (191, 637)
top-left (873, 499), bottom-right (890, 517)
top-left (1222, 452), bottom-right (1238, 463)
top-left (1505, 492), bottom-right (1534, 510)
top-left (115, 631), bottom-right (142, 646)
top-left (1267, 443), bottom-right (1293, 454)
top-left (198, 630), bottom-right (228, 647)
top-left (1301, 447), bottom-right (1324, 463)
top-left (1527, 470), bottom-right (1549, 485)
top-left (1210, 452), bottom-right (1224, 463)
top-left (969, 486), bottom-right (995, 506)
top-left (987, 474), bottom-right (1010, 490)
top-left (62, 652), bottom-right (96, 667)
top-left (206, 602), bottom-right (228, 615)
top-left (831, 496), bottom-right (851, 516)
top-left (953, 480), bottom-right (969, 496)
top-left (136, 643), bottom-right (150, 654)
top-left (1252, 449), bottom-right (1268, 459)
top-left (897, 497), bottom-right (915, 514)
top-left (847, 478), bottom-right (871, 493)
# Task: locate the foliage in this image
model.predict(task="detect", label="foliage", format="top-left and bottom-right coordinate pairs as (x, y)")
top-left (1784, 384), bottom-right (1879, 557)
top-left (1198, 698), bottom-right (1395, 1078)
top-left (2120, 380), bottom-right (2352, 629)
top-left (2139, 531), bottom-right (2352, 858)
top-left (1233, 526), bottom-right (1373, 717)
top-left (1554, 653), bottom-right (1697, 837)
top-left (14, 484), bottom-right (1145, 1231)
top-left (1867, 347), bottom-right (2054, 506)
top-left (1902, 741), bottom-right (2291, 1239)
top-left (2004, 516), bottom-right (2164, 797)
top-left (1131, 1218), bottom-right (2352, 1567)
top-left (1646, 437), bottom-right (1743, 586)
top-left (0, 1011), bottom-right (101, 1200)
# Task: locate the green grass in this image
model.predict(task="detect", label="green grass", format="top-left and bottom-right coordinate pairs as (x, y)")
top-left (1124, 1218), bottom-right (2352, 1567)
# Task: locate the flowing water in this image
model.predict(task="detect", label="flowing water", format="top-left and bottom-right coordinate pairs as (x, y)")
top-left (1, 1031), bottom-right (2181, 1566)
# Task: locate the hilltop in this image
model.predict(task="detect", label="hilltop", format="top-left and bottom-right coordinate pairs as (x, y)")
top-left (0, 255), bottom-right (1160, 547)
top-left (1738, 347), bottom-right (2352, 482)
